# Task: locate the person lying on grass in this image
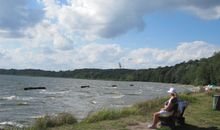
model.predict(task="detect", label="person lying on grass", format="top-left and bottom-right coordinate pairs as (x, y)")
top-left (148, 87), bottom-right (178, 129)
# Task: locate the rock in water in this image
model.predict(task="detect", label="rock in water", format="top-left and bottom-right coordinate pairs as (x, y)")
top-left (81, 85), bottom-right (90, 88)
top-left (24, 87), bottom-right (46, 90)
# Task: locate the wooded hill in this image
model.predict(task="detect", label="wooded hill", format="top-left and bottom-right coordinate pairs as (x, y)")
top-left (0, 52), bottom-right (220, 86)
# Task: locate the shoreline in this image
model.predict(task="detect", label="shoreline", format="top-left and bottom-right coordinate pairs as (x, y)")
top-left (0, 84), bottom-right (195, 129)
top-left (3, 89), bottom-right (220, 130)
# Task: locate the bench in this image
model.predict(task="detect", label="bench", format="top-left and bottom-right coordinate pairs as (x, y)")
top-left (159, 100), bottom-right (188, 129)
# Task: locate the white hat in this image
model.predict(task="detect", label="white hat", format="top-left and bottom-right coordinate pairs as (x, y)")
top-left (167, 87), bottom-right (176, 94)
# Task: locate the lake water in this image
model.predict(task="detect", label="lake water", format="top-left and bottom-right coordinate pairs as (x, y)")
top-left (0, 74), bottom-right (192, 128)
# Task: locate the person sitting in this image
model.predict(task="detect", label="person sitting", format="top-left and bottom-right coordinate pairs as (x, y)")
top-left (148, 87), bottom-right (178, 129)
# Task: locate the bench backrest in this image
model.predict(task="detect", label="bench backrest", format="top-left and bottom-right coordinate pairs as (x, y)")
top-left (177, 100), bottom-right (188, 117)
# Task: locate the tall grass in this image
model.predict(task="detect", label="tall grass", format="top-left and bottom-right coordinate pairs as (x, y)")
top-left (33, 112), bottom-right (77, 130)
top-left (178, 93), bottom-right (198, 103)
top-left (84, 107), bottom-right (137, 123)
top-left (84, 97), bottom-right (168, 123)
top-left (13, 92), bottom-right (202, 130)
top-left (84, 94), bottom-right (197, 123)
top-left (133, 97), bottom-right (168, 115)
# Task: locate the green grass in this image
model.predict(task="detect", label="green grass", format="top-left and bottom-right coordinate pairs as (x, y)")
top-left (83, 107), bottom-right (138, 123)
top-left (31, 112), bottom-right (77, 130)
top-left (12, 91), bottom-right (220, 130)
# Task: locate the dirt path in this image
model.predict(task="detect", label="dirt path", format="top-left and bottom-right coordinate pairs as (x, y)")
top-left (126, 122), bottom-right (156, 130)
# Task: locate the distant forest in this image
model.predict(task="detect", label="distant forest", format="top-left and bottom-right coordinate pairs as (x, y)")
top-left (0, 52), bottom-right (220, 86)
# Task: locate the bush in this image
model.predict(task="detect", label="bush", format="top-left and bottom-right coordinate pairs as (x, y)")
top-left (33, 112), bottom-right (77, 130)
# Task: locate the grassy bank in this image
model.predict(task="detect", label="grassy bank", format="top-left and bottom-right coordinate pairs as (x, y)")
top-left (11, 91), bottom-right (220, 130)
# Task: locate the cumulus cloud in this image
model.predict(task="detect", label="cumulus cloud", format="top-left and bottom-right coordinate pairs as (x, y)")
top-left (0, 41), bottom-right (219, 70)
top-left (40, 0), bottom-right (220, 40)
top-left (0, 42), bottom-right (123, 70)
top-left (0, 0), bottom-right (44, 38)
top-left (1, 0), bottom-right (220, 50)
top-left (0, 1), bottom-right (220, 70)
top-left (182, 0), bottom-right (220, 19)
top-left (10, 0), bottom-right (218, 50)
top-left (73, 43), bottom-right (123, 68)
top-left (1, 0), bottom-right (220, 39)
top-left (122, 41), bottom-right (220, 69)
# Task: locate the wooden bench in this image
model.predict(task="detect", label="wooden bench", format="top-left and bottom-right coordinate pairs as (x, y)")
top-left (159, 100), bottom-right (188, 129)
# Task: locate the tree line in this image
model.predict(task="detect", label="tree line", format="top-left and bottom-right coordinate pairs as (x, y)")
top-left (0, 52), bottom-right (220, 86)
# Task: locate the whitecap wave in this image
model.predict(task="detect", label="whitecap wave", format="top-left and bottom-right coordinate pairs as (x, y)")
top-left (0, 121), bottom-right (24, 128)
top-left (29, 115), bottom-right (45, 119)
top-left (0, 96), bottom-right (16, 100)
top-left (17, 97), bottom-right (34, 101)
top-left (0, 96), bottom-right (34, 101)
top-left (40, 90), bottom-right (69, 95)
top-left (90, 100), bottom-right (97, 104)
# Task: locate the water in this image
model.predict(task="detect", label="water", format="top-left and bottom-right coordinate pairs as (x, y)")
top-left (0, 74), bottom-right (192, 128)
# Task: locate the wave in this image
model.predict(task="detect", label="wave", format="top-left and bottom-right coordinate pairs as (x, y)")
top-left (125, 93), bottom-right (141, 96)
top-left (0, 96), bottom-right (34, 101)
top-left (29, 115), bottom-right (44, 119)
top-left (39, 90), bottom-right (70, 95)
top-left (0, 108), bottom-right (13, 112)
top-left (0, 96), bottom-right (16, 100)
top-left (106, 86), bottom-right (117, 89)
top-left (90, 100), bottom-right (97, 104)
top-left (17, 97), bottom-right (34, 101)
top-left (16, 102), bottom-right (29, 106)
top-left (104, 92), bottom-right (120, 95)
top-left (111, 95), bottom-right (125, 99)
top-left (0, 121), bottom-right (24, 128)
top-left (125, 89), bottom-right (143, 96)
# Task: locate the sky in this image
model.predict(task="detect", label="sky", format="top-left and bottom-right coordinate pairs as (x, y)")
top-left (0, 0), bottom-right (220, 70)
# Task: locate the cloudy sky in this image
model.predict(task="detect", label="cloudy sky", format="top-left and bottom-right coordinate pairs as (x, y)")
top-left (0, 0), bottom-right (220, 70)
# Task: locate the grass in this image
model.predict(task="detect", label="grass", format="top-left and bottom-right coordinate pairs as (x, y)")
top-left (177, 92), bottom-right (220, 130)
top-left (11, 90), bottom-right (220, 130)
top-left (83, 107), bottom-right (138, 123)
top-left (30, 112), bottom-right (77, 130)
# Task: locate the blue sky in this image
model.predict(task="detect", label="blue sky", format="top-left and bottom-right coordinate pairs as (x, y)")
top-left (104, 10), bottom-right (220, 49)
top-left (0, 0), bottom-right (220, 70)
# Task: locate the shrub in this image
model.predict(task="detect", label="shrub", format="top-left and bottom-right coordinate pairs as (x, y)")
top-left (33, 112), bottom-right (77, 130)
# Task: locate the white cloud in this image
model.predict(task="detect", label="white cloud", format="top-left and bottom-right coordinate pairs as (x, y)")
top-left (0, 41), bottom-right (219, 70)
top-left (184, 5), bottom-right (220, 20)
top-left (74, 43), bottom-right (122, 68)
top-left (174, 41), bottom-right (217, 61)
top-left (0, 0), bottom-right (220, 40)
top-left (122, 41), bottom-right (220, 69)
top-left (0, 43), bottom-right (123, 70)
top-left (0, 0), bottom-right (43, 37)
top-left (12, 0), bottom-right (218, 51)
top-left (0, 1), bottom-right (220, 70)
top-left (1, 0), bottom-right (220, 51)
